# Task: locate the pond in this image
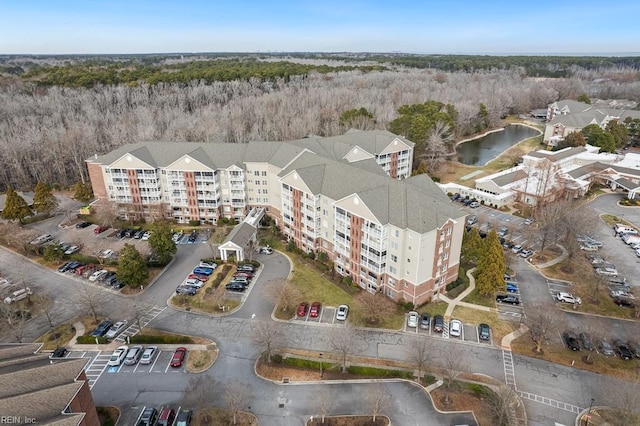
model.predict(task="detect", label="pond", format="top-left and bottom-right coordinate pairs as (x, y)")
top-left (456, 125), bottom-right (540, 166)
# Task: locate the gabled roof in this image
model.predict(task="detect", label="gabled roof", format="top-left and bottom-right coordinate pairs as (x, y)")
top-left (526, 146), bottom-right (588, 162)
top-left (550, 100), bottom-right (592, 113)
top-left (222, 222), bottom-right (257, 248)
top-left (491, 169), bottom-right (528, 187)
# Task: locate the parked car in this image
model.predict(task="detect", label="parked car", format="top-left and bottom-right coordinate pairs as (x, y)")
top-left (91, 320), bottom-right (113, 337)
top-left (478, 323), bottom-right (491, 341)
top-left (556, 292), bottom-right (582, 305)
top-left (99, 271), bottom-right (116, 282)
top-left (157, 407), bottom-right (176, 426)
top-left (172, 231), bottom-right (184, 242)
top-left (469, 201), bottom-right (480, 208)
top-left (50, 347), bottom-right (68, 358)
top-left (58, 261), bottom-right (73, 273)
top-left (506, 282), bottom-right (518, 293)
top-left (188, 273), bottom-right (209, 282)
top-left (133, 230), bottom-right (146, 239)
top-left (111, 280), bottom-right (126, 289)
top-left (137, 407), bottom-right (158, 426)
top-left (419, 313), bottom-right (430, 329)
top-left (176, 285), bottom-right (198, 295)
top-left (496, 294), bottom-right (521, 305)
top-left (225, 283), bottom-right (246, 292)
top-left (613, 297), bottom-right (635, 308)
top-left (124, 345), bottom-right (144, 365)
top-left (613, 340), bottom-right (634, 360)
top-left (407, 311), bottom-right (419, 328)
top-left (296, 302), bottom-right (309, 317)
top-left (598, 339), bottom-right (615, 356)
top-left (511, 244), bottom-right (523, 254)
top-left (523, 217), bottom-right (534, 226)
top-left (105, 320), bottom-right (128, 340)
top-left (94, 225), bottom-right (109, 234)
top-left (199, 261), bottom-right (217, 269)
top-left (140, 346), bottom-right (158, 365)
top-left (99, 249), bottom-right (115, 259)
top-left (562, 331), bottom-right (581, 351)
top-left (107, 345), bottom-right (129, 366)
top-left (192, 267), bottom-right (214, 276)
top-left (336, 304), bottom-right (349, 321)
top-left (184, 278), bottom-right (205, 288)
top-left (188, 231), bottom-right (198, 243)
top-left (626, 340), bottom-right (640, 358)
top-left (596, 267), bottom-right (618, 276)
top-left (466, 215), bottom-right (478, 225)
top-left (170, 347), bottom-right (187, 367)
top-left (237, 264), bottom-right (255, 272)
top-left (75, 221), bottom-right (91, 228)
top-left (141, 231), bottom-right (151, 241)
top-left (433, 315), bottom-right (444, 333)
top-left (64, 245), bottom-right (80, 255)
top-left (519, 249), bottom-right (534, 258)
top-left (89, 269), bottom-right (109, 282)
top-left (116, 229), bottom-right (127, 238)
top-left (175, 409), bottom-right (192, 426)
top-left (309, 302), bottom-right (321, 318)
top-left (578, 332), bottom-right (594, 351)
top-left (449, 319), bottom-right (462, 337)
top-left (497, 227), bottom-right (509, 237)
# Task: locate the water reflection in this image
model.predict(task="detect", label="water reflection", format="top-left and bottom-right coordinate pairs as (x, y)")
top-left (456, 125), bottom-right (540, 166)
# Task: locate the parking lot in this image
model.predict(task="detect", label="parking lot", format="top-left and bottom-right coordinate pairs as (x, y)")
top-left (401, 315), bottom-right (494, 345)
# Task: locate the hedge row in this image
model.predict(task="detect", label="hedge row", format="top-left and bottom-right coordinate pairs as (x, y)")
top-left (129, 335), bottom-right (193, 344)
top-left (347, 365), bottom-right (413, 379)
top-left (77, 335), bottom-right (108, 344)
top-left (283, 357), bottom-right (337, 370)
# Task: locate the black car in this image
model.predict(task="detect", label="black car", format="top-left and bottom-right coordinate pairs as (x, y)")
top-left (496, 294), bottom-right (521, 305)
top-left (478, 323), bottom-right (491, 341)
top-left (66, 261), bottom-right (84, 272)
top-left (176, 285), bottom-right (197, 295)
top-left (419, 313), bottom-right (430, 329)
top-left (578, 332), bottom-right (594, 351)
top-left (175, 409), bottom-right (192, 426)
top-left (112, 280), bottom-right (126, 289)
top-left (613, 340), bottom-right (634, 360)
top-left (432, 315), bottom-right (444, 333)
top-left (614, 297), bottom-right (635, 308)
top-left (116, 229), bottom-right (127, 238)
top-left (627, 340), bottom-right (640, 358)
top-left (91, 320), bottom-right (113, 337)
top-left (225, 282), bottom-right (246, 292)
top-left (125, 229), bottom-right (136, 238)
top-left (138, 407), bottom-right (158, 426)
top-left (58, 262), bottom-right (73, 272)
top-left (99, 271), bottom-right (116, 282)
top-left (50, 347), bottom-right (68, 358)
top-left (75, 221), bottom-right (91, 229)
top-left (562, 331), bottom-right (581, 351)
top-left (188, 231), bottom-right (197, 243)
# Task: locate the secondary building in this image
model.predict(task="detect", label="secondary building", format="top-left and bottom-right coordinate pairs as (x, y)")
top-left (86, 130), bottom-right (465, 305)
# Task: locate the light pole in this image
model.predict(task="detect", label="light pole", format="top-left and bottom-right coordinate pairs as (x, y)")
top-left (319, 353), bottom-right (323, 378)
top-left (585, 398), bottom-right (594, 425)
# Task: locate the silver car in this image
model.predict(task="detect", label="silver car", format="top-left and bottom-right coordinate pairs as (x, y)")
top-left (140, 346), bottom-right (158, 365)
top-left (124, 345), bottom-right (144, 365)
top-left (105, 320), bottom-right (128, 340)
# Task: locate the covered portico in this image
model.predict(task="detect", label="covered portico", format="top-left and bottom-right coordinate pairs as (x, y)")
top-left (218, 222), bottom-right (258, 262)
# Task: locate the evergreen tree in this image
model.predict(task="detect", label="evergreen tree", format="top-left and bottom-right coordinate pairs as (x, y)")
top-left (147, 224), bottom-right (177, 265)
top-left (73, 182), bottom-right (94, 203)
top-left (33, 181), bottom-right (59, 214)
top-left (1, 187), bottom-right (32, 223)
top-left (577, 93), bottom-right (592, 104)
top-left (43, 242), bottom-right (65, 262)
top-left (474, 230), bottom-right (506, 295)
top-left (606, 120), bottom-right (629, 148)
top-left (116, 243), bottom-right (149, 288)
top-left (461, 227), bottom-right (483, 264)
top-left (339, 107), bottom-right (376, 130)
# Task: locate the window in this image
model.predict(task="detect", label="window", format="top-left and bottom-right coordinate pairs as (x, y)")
top-left (447, 227), bottom-right (452, 236)
top-left (261, 171), bottom-right (267, 176)
top-left (391, 242), bottom-right (398, 250)
top-left (394, 229), bottom-right (399, 238)
top-left (390, 266), bottom-right (397, 274)
top-left (407, 258), bottom-right (411, 263)
top-left (254, 171), bottom-right (260, 176)
top-left (262, 180), bottom-right (267, 185)
top-left (388, 278), bottom-right (395, 287)
top-left (408, 246), bottom-right (412, 251)
top-left (445, 240), bottom-right (450, 248)
top-left (391, 254), bottom-right (397, 262)
top-left (444, 252), bottom-right (449, 260)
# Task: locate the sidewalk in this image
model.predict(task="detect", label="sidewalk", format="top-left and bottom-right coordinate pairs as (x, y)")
top-left (442, 267), bottom-right (495, 320)
top-left (500, 323), bottom-right (529, 350)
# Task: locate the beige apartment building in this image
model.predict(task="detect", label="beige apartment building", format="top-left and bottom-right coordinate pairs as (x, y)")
top-left (86, 130), bottom-right (465, 305)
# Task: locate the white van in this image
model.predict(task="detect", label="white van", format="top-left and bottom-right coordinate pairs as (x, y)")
top-left (614, 224), bottom-right (638, 235)
top-left (3, 287), bottom-right (32, 304)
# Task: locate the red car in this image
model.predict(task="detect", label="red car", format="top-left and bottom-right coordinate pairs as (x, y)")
top-left (170, 347), bottom-right (187, 367)
top-left (187, 274), bottom-right (208, 282)
top-left (296, 302), bottom-right (309, 317)
top-left (94, 225), bottom-right (110, 234)
top-left (309, 302), bottom-right (321, 318)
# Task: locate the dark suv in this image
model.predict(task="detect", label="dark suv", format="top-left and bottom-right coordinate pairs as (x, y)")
top-left (432, 315), bottom-right (444, 333)
top-left (496, 294), bottom-right (521, 305)
top-left (562, 331), bottom-right (580, 351)
top-left (137, 407), bottom-right (158, 426)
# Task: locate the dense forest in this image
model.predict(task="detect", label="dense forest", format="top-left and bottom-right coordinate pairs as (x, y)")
top-left (1, 54), bottom-right (639, 191)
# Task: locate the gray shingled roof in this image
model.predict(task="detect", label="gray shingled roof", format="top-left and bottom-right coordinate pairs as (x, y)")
top-left (491, 170), bottom-right (528, 187)
top-left (614, 177), bottom-right (640, 191)
top-left (552, 100), bottom-right (592, 114)
top-left (527, 147), bottom-right (587, 162)
top-left (567, 163), bottom-right (604, 179)
top-left (223, 222), bottom-right (257, 247)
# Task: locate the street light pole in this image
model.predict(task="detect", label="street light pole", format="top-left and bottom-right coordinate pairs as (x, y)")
top-left (585, 398), bottom-right (594, 425)
top-left (319, 353), bottom-right (323, 378)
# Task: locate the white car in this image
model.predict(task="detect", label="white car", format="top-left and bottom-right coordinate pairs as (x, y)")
top-left (199, 261), bottom-right (217, 269)
top-left (89, 270), bottom-right (108, 282)
top-left (64, 245), bottom-right (80, 255)
top-left (610, 290), bottom-right (636, 300)
top-left (407, 311), bottom-right (419, 328)
top-left (141, 231), bottom-right (151, 241)
top-left (105, 320), bottom-right (128, 340)
top-left (99, 249), bottom-right (114, 259)
top-left (511, 244), bottom-right (523, 254)
top-left (184, 278), bottom-right (204, 288)
top-left (107, 345), bottom-right (129, 366)
top-left (336, 304), bottom-right (349, 321)
top-left (596, 267), bottom-right (618, 276)
top-left (449, 319), bottom-right (462, 337)
top-left (140, 346), bottom-right (158, 365)
top-left (260, 246), bottom-right (273, 255)
top-left (556, 292), bottom-right (582, 305)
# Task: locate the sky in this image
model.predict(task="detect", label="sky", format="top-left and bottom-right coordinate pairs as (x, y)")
top-left (1, 0), bottom-right (640, 55)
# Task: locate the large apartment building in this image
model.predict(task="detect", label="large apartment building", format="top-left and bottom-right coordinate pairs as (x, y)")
top-left (86, 130), bottom-right (465, 305)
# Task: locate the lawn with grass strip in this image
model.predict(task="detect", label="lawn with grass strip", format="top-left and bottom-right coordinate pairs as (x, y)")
top-left (462, 288), bottom-right (494, 308)
top-left (451, 306), bottom-right (516, 343)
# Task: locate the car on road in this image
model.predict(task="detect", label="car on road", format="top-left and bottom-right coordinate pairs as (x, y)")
top-left (137, 407), bottom-right (158, 426)
top-left (91, 320), bottom-right (113, 337)
top-left (260, 246), bottom-right (274, 254)
top-left (613, 340), bottom-right (634, 360)
top-left (519, 249), bottom-right (534, 258)
top-left (506, 282), bottom-right (518, 293)
top-left (105, 320), bottom-right (128, 340)
top-left (562, 331), bottom-right (581, 351)
top-left (309, 302), bottom-right (321, 318)
top-left (449, 319), bottom-right (462, 337)
top-left (496, 294), bottom-right (521, 305)
top-left (407, 311), bottom-right (419, 328)
top-left (124, 345), bottom-right (143, 365)
top-left (175, 409), bottom-right (192, 426)
top-left (556, 292), bottom-right (582, 305)
top-left (478, 323), bottom-right (491, 341)
top-left (578, 332), bottom-right (594, 351)
top-left (420, 313), bottom-right (430, 329)
top-left (433, 315), bottom-right (444, 333)
top-left (140, 346), bottom-right (158, 365)
top-left (107, 345), bottom-right (128, 366)
top-left (225, 282), bottom-right (246, 292)
top-left (75, 221), bottom-right (91, 228)
top-left (598, 339), bottom-right (615, 356)
top-left (170, 347), bottom-right (187, 367)
top-left (336, 304), bottom-right (349, 321)
top-left (296, 302), bottom-right (309, 317)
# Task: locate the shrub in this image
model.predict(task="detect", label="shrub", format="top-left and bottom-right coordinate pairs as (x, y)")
top-left (347, 365), bottom-right (413, 379)
top-left (286, 240), bottom-right (296, 252)
top-left (271, 354), bottom-right (283, 364)
top-left (129, 334), bottom-right (193, 344)
top-left (188, 220), bottom-right (200, 227)
top-left (76, 335), bottom-right (108, 344)
top-left (283, 357), bottom-right (336, 370)
top-left (307, 251), bottom-right (316, 260)
top-left (68, 253), bottom-right (100, 264)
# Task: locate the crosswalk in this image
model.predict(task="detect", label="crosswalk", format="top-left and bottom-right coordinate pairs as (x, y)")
top-left (518, 391), bottom-right (583, 414)
top-left (115, 305), bottom-right (166, 343)
top-left (502, 349), bottom-right (517, 389)
top-left (84, 351), bottom-right (109, 389)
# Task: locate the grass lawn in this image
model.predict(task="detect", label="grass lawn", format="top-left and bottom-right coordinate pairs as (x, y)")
top-left (600, 213), bottom-right (634, 229)
top-left (510, 334), bottom-right (640, 381)
top-left (462, 288), bottom-right (494, 308)
top-left (418, 302), bottom-right (448, 317)
top-left (185, 349), bottom-right (218, 372)
top-left (451, 306), bottom-right (516, 343)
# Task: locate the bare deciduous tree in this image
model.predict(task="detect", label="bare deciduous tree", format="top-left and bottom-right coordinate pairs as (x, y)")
top-left (223, 382), bottom-right (252, 425)
top-left (251, 321), bottom-right (285, 363)
top-left (365, 384), bottom-right (392, 423)
top-left (523, 302), bottom-right (566, 353)
top-left (354, 291), bottom-right (395, 325)
top-left (313, 388), bottom-right (334, 424)
top-left (485, 385), bottom-right (520, 426)
top-left (438, 344), bottom-right (468, 390)
top-left (406, 339), bottom-right (430, 380)
top-left (69, 284), bottom-right (110, 324)
top-left (601, 379), bottom-right (640, 426)
top-left (329, 326), bottom-right (356, 373)
top-left (183, 375), bottom-right (216, 424)
top-left (262, 278), bottom-right (302, 313)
